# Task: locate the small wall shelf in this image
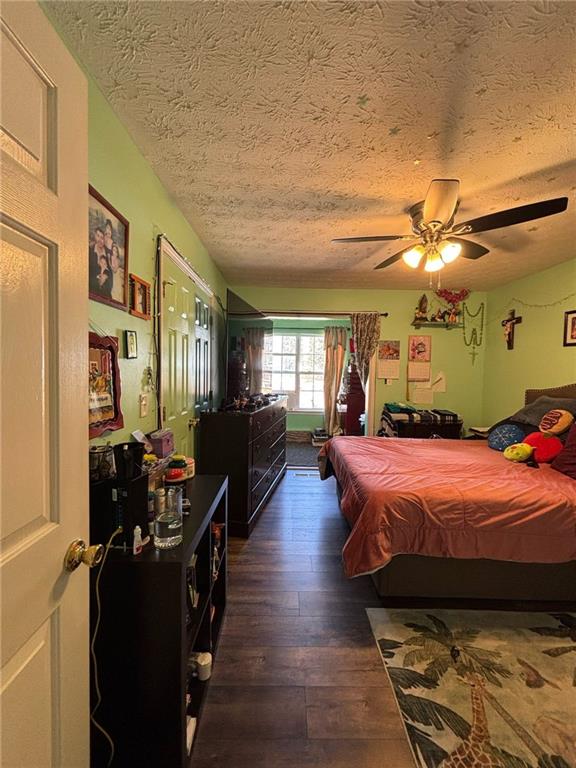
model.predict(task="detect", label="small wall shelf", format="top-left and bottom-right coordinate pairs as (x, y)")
top-left (411, 321), bottom-right (463, 330)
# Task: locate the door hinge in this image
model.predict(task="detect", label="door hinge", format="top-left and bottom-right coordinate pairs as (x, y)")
top-left (162, 405), bottom-right (166, 422)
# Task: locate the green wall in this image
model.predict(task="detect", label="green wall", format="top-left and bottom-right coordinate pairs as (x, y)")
top-left (232, 287), bottom-right (487, 433)
top-left (482, 259), bottom-right (576, 425)
top-left (87, 80), bottom-right (227, 444)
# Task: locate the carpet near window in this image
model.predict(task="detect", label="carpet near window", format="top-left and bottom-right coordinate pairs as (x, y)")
top-left (285, 440), bottom-right (321, 467)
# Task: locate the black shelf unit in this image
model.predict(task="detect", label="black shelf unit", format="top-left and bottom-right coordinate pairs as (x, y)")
top-left (90, 475), bottom-right (227, 768)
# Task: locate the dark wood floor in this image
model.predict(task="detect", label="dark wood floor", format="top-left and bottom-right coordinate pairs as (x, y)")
top-left (192, 469), bottom-right (414, 768)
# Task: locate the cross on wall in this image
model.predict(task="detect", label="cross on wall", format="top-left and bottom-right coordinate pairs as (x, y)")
top-left (501, 309), bottom-right (523, 350)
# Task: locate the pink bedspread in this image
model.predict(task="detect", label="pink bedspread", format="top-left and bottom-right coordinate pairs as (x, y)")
top-left (320, 437), bottom-right (576, 578)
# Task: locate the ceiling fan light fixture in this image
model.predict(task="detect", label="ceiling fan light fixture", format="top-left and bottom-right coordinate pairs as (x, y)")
top-left (424, 249), bottom-right (444, 272)
top-left (402, 245), bottom-right (425, 269)
top-left (439, 240), bottom-right (462, 264)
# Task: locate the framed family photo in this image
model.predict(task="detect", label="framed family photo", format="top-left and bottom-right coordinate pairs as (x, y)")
top-left (129, 274), bottom-right (151, 320)
top-left (563, 309), bottom-right (576, 347)
top-left (88, 186), bottom-right (129, 310)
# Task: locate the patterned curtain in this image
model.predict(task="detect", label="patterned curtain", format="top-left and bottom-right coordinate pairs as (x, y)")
top-left (351, 312), bottom-right (380, 391)
top-left (323, 327), bottom-right (347, 436)
top-left (244, 327), bottom-right (265, 393)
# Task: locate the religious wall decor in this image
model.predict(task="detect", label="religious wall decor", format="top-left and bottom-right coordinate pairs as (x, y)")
top-left (462, 301), bottom-right (485, 365)
top-left (435, 288), bottom-right (470, 325)
top-left (502, 309), bottom-right (522, 350)
top-left (89, 332), bottom-right (124, 438)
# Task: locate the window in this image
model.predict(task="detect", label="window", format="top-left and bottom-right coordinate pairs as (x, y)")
top-left (262, 334), bottom-right (325, 410)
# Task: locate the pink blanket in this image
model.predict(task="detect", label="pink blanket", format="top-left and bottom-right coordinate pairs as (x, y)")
top-left (320, 437), bottom-right (576, 578)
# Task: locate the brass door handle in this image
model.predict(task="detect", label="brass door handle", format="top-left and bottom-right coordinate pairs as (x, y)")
top-left (64, 539), bottom-right (104, 572)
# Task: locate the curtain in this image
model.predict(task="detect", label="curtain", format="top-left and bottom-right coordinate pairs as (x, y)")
top-left (323, 327), bottom-right (347, 436)
top-left (244, 327), bottom-right (265, 393)
top-left (351, 312), bottom-right (380, 391)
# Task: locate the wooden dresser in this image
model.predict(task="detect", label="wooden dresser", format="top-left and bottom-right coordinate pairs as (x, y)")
top-left (197, 396), bottom-right (287, 537)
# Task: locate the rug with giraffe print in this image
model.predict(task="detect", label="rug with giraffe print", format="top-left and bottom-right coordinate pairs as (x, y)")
top-left (367, 609), bottom-right (576, 768)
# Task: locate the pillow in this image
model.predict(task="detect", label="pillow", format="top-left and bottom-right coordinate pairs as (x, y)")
top-left (488, 424), bottom-right (527, 451)
top-left (509, 396), bottom-right (576, 426)
top-left (539, 409), bottom-right (574, 435)
top-left (551, 423), bottom-right (576, 480)
top-left (523, 432), bottom-right (563, 463)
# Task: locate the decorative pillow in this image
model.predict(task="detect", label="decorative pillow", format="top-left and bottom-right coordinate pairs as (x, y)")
top-left (551, 423), bottom-right (576, 480)
top-left (523, 432), bottom-right (563, 463)
top-left (509, 396), bottom-right (576, 426)
top-left (503, 443), bottom-right (534, 462)
top-left (488, 424), bottom-right (527, 452)
top-left (539, 409), bottom-right (574, 435)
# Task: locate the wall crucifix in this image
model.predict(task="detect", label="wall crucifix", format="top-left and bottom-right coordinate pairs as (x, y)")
top-left (501, 309), bottom-right (522, 350)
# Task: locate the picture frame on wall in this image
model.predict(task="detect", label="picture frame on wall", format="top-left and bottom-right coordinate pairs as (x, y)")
top-left (563, 309), bottom-right (576, 347)
top-left (88, 186), bottom-right (129, 310)
top-left (125, 330), bottom-right (138, 359)
top-left (129, 274), bottom-right (151, 320)
top-left (89, 332), bottom-right (124, 438)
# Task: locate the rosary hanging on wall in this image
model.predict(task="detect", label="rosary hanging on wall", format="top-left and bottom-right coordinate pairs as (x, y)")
top-left (462, 301), bottom-right (485, 365)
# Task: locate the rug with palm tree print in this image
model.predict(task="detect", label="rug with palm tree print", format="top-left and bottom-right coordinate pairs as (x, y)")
top-left (367, 609), bottom-right (576, 768)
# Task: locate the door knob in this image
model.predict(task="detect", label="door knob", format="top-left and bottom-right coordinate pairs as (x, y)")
top-left (64, 539), bottom-right (105, 572)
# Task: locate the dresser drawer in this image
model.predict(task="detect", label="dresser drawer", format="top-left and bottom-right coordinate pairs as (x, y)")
top-left (251, 433), bottom-right (285, 489)
top-left (250, 444), bottom-right (286, 513)
top-left (252, 418), bottom-right (285, 465)
top-left (251, 399), bottom-right (287, 436)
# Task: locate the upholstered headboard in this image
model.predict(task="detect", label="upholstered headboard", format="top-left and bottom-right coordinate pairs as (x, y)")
top-left (525, 383), bottom-right (576, 405)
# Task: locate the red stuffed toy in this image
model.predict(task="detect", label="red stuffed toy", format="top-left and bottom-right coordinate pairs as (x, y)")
top-left (524, 432), bottom-right (563, 463)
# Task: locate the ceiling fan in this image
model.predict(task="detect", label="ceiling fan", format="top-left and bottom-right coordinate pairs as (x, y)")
top-left (332, 179), bottom-right (568, 272)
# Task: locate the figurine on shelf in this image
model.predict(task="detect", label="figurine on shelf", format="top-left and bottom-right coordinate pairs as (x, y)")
top-left (414, 294), bottom-right (429, 323)
top-left (448, 306), bottom-right (460, 325)
top-left (433, 308), bottom-right (448, 323)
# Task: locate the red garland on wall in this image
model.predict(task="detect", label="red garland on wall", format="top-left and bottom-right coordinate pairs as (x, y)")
top-left (435, 288), bottom-right (470, 307)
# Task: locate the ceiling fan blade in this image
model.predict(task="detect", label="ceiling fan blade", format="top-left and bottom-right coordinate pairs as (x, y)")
top-left (332, 235), bottom-right (410, 243)
top-left (423, 179), bottom-right (460, 226)
top-left (374, 244), bottom-right (418, 270)
top-left (457, 197), bottom-right (568, 234)
top-left (448, 237), bottom-right (489, 260)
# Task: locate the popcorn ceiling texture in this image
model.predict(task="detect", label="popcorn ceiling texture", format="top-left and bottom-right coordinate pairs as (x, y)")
top-left (46, 1), bottom-right (576, 289)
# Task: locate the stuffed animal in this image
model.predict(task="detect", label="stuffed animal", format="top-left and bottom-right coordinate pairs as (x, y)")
top-left (523, 432), bottom-right (563, 463)
top-left (503, 443), bottom-right (534, 462)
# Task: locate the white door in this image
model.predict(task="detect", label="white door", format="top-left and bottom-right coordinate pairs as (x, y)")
top-left (0, 3), bottom-right (89, 767)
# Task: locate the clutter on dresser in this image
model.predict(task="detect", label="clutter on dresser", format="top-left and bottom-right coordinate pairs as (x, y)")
top-left (89, 429), bottom-right (197, 553)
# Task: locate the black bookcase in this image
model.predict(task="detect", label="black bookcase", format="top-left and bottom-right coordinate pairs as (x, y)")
top-left (90, 475), bottom-right (227, 768)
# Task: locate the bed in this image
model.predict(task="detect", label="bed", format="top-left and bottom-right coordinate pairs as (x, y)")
top-left (320, 384), bottom-right (576, 602)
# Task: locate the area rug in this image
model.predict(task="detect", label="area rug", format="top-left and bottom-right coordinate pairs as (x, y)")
top-left (367, 608), bottom-right (576, 768)
top-left (285, 440), bottom-right (320, 467)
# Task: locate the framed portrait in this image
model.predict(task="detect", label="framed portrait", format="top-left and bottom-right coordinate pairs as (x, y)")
top-left (125, 330), bottom-right (138, 359)
top-left (563, 309), bottom-right (576, 347)
top-left (88, 186), bottom-right (129, 310)
top-left (408, 334), bottom-right (431, 362)
top-left (129, 274), bottom-right (151, 320)
top-left (89, 332), bottom-right (124, 438)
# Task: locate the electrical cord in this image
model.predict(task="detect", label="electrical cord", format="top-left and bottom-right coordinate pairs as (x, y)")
top-left (90, 526), bottom-right (123, 768)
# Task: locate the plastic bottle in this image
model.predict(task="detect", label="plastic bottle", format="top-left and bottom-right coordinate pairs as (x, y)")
top-left (133, 525), bottom-right (143, 555)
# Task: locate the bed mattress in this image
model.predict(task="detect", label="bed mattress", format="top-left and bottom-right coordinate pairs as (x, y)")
top-left (320, 436), bottom-right (576, 578)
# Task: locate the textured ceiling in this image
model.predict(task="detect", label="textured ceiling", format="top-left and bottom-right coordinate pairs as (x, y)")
top-left (47, 0), bottom-right (576, 289)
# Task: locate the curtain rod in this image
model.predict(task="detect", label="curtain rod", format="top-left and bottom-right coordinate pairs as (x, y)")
top-left (262, 311), bottom-right (389, 318)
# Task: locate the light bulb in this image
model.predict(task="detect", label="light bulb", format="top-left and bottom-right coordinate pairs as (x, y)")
top-left (402, 245), bottom-right (425, 269)
top-left (439, 240), bottom-right (462, 264)
top-left (424, 250), bottom-right (444, 272)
